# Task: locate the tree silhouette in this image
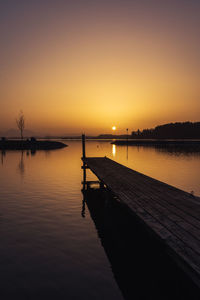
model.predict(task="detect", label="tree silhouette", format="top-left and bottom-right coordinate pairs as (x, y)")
top-left (16, 111), bottom-right (25, 140)
top-left (132, 122), bottom-right (200, 139)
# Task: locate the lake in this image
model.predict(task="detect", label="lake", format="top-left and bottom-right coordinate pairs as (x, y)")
top-left (0, 141), bottom-right (200, 299)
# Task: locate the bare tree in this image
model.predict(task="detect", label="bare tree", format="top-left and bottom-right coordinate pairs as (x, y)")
top-left (16, 111), bottom-right (25, 140)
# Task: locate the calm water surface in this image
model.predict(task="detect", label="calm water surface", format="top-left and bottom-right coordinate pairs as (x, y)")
top-left (0, 141), bottom-right (200, 299)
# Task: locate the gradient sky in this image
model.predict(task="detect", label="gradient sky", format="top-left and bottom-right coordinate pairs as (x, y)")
top-left (1, 0), bottom-right (200, 135)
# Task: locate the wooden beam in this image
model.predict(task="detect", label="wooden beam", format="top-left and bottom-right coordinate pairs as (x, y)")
top-left (82, 134), bottom-right (86, 159)
top-left (82, 156), bottom-right (200, 288)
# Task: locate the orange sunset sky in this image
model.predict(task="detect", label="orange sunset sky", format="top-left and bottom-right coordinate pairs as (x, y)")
top-left (1, 0), bottom-right (200, 135)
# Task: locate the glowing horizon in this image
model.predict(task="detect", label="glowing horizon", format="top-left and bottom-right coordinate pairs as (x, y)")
top-left (1, 0), bottom-right (200, 136)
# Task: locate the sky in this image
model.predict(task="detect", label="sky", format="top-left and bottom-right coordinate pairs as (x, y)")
top-left (0, 0), bottom-right (200, 135)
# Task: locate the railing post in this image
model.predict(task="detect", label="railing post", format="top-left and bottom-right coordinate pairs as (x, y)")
top-left (82, 134), bottom-right (86, 159)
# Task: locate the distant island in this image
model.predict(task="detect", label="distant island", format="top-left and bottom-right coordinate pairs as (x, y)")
top-left (62, 122), bottom-right (200, 140)
top-left (1, 122), bottom-right (199, 141)
top-left (112, 122), bottom-right (200, 146)
top-left (131, 122), bottom-right (200, 139)
top-left (0, 139), bottom-right (67, 150)
top-left (112, 139), bottom-right (200, 147)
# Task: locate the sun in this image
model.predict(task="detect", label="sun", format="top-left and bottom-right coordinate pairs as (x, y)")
top-left (112, 126), bottom-right (116, 131)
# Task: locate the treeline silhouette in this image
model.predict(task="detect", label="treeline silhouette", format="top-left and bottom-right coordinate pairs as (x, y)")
top-left (132, 122), bottom-right (200, 139)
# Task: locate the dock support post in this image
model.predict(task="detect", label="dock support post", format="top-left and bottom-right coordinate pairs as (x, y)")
top-left (82, 134), bottom-right (87, 191)
top-left (82, 134), bottom-right (86, 159)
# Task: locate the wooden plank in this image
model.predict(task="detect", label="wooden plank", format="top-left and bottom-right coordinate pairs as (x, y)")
top-left (116, 191), bottom-right (200, 286)
top-left (81, 157), bottom-right (198, 237)
top-left (84, 157), bottom-right (200, 222)
top-left (118, 167), bottom-right (200, 232)
top-left (119, 192), bottom-right (200, 273)
top-left (126, 190), bottom-right (200, 255)
top-left (99, 157), bottom-right (200, 220)
top-left (82, 156), bottom-right (200, 288)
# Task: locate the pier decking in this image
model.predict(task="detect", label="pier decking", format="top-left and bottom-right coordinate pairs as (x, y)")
top-left (82, 156), bottom-right (200, 288)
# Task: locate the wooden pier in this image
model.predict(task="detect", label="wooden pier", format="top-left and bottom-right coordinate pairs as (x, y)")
top-left (81, 136), bottom-right (200, 289)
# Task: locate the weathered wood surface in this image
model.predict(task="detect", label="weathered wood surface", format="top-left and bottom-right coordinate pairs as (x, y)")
top-left (82, 157), bottom-right (200, 288)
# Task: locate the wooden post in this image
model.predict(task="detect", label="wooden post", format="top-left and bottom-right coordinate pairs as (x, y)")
top-left (126, 128), bottom-right (129, 144)
top-left (82, 134), bottom-right (86, 191)
top-left (82, 134), bottom-right (86, 159)
top-left (126, 128), bottom-right (129, 160)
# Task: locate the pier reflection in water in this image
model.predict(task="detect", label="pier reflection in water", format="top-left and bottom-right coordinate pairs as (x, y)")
top-left (1, 141), bottom-right (200, 299)
top-left (154, 145), bottom-right (200, 156)
top-left (82, 186), bottom-right (200, 300)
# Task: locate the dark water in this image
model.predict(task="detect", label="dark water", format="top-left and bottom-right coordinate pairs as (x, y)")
top-left (0, 141), bottom-right (200, 299)
top-left (84, 189), bottom-right (200, 300)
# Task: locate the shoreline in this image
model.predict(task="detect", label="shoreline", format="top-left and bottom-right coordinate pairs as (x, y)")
top-left (0, 140), bottom-right (67, 150)
top-left (112, 140), bottom-right (200, 146)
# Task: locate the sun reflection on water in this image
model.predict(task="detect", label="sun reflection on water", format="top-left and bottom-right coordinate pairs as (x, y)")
top-left (112, 144), bottom-right (116, 157)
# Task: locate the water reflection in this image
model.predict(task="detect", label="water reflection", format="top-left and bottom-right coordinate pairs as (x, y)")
top-left (117, 144), bottom-right (200, 157)
top-left (2, 149), bottom-right (52, 178)
top-left (82, 189), bottom-right (87, 218)
top-left (1, 150), bottom-right (6, 165)
top-left (155, 145), bottom-right (200, 156)
top-left (112, 144), bottom-right (116, 157)
top-left (113, 143), bottom-right (129, 160)
top-left (0, 144), bottom-right (125, 300)
top-left (0, 141), bottom-right (200, 298)
top-left (83, 188), bottom-right (200, 300)
top-left (17, 151), bottom-right (25, 176)
top-left (126, 145), bottom-right (128, 160)
top-left (31, 149), bottom-right (37, 156)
